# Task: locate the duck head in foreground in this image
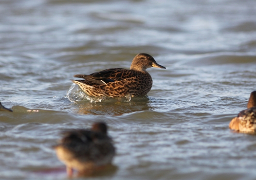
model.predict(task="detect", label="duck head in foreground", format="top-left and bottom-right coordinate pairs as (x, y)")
top-left (72, 53), bottom-right (166, 98)
top-left (54, 122), bottom-right (116, 177)
top-left (229, 91), bottom-right (256, 134)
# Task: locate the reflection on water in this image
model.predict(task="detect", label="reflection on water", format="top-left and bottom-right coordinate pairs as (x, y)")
top-left (74, 97), bottom-right (151, 116)
top-left (0, 0), bottom-right (256, 179)
top-left (33, 164), bottom-right (118, 179)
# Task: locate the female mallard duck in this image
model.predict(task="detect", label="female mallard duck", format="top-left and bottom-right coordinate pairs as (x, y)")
top-left (54, 122), bottom-right (116, 177)
top-left (72, 53), bottom-right (166, 97)
top-left (229, 91), bottom-right (256, 133)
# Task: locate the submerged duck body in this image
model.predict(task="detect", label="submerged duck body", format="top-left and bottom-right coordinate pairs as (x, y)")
top-left (54, 122), bottom-right (115, 177)
top-left (229, 91), bottom-right (256, 133)
top-left (72, 53), bottom-right (166, 98)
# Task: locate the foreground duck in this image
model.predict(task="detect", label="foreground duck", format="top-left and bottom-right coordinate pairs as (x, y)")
top-left (54, 122), bottom-right (116, 177)
top-left (72, 53), bottom-right (166, 97)
top-left (229, 91), bottom-right (256, 133)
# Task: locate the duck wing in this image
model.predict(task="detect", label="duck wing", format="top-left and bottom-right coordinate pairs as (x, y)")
top-left (74, 74), bottom-right (115, 85)
top-left (74, 68), bottom-right (137, 85)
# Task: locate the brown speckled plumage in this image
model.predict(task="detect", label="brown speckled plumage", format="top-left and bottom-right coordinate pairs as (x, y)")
top-left (54, 122), bottom-right (115, 177)
top-left (229, 91), bottom-right (256, 133)
top-left (72, 53), bottom-right (166, 97)
top-left (236, 107), bottom-right (256, 133)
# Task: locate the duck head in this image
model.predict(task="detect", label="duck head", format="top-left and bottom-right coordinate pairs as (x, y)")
top-left (92, 122), bottom-right (108, 135)
top-left (247, 91), bottom-right (256, 109)
top-left (130, 53), bottom-right (166, 72)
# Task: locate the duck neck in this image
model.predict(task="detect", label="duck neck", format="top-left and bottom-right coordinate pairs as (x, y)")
top-left (130, 65), bottom-right (147, 73)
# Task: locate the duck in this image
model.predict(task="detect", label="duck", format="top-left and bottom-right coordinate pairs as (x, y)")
top-left (229, 91), bottom-right (256, 133)
top-left (53, 122), bottom-right (116, 177)
top-left (72, 53), bottom-right (166, 98)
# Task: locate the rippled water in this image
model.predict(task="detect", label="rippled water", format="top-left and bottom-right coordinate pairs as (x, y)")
top-left (1, 0), bottom-right (256, 179)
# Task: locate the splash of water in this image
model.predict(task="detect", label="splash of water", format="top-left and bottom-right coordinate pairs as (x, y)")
top-left (66, 84), bottom-right (132, 103)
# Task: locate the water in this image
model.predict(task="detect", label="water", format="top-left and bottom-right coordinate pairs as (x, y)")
top-left (0, 0), bottom-right (256, 179)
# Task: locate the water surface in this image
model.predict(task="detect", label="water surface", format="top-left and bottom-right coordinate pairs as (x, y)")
top-left (1, 0), bottom-right (256, 180)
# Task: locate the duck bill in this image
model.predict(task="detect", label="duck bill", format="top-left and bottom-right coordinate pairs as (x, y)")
top-left (152, 62), bottom-right (166, 69)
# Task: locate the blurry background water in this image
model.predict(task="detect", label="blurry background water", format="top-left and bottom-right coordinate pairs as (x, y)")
top-left (0, 0), bottom-right (256, 179)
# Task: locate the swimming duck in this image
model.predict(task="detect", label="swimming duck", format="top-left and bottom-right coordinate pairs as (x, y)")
top-left (54, 122), bottom-right (116, 177)
top-left (72, 53), bottom-right (166, 97)
top-left (229, 91), bottom-right (256, 133)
